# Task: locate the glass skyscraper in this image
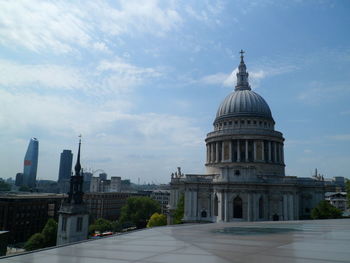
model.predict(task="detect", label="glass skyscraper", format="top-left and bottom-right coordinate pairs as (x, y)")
top-left (23, 137), bottom-right (39, 188)
top-left (58, 150), bottom-right (73, 181)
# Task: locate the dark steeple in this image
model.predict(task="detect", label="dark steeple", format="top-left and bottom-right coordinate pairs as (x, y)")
top-left (67, 136), bottom-right (84, 204)
top-left (74, 136), bottom-right (82, 176)
top-left (235, 49), bottom-right (251, 91)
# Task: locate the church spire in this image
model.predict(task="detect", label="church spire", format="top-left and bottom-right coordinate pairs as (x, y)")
top-left (235, 49), bottom-right (251, 91)
top-left (67, 135), bottom-right (84, 204)
top-left (74, 135), bottom-right (82, 176)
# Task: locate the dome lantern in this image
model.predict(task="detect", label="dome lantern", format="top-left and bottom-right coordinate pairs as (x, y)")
top-left (235, 50), bottom-right (251, 91)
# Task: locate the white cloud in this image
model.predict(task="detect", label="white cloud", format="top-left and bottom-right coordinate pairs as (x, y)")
top-left (185, 1), bottom-right (225, 24)
top-left (0, 0), bottom-right (182, 53)
top-left (198, 67), bottom-right (282, 88)
top-left (0, 58), bottom-right (161, 96)
top-left (97, 58), bottom-right (162, 93)
top-left (0, 60), bottom-right (86, 90)
top-left (92, 42), bottom-right (110, 53)
top-left (200, 72), bottom-right (230, 86)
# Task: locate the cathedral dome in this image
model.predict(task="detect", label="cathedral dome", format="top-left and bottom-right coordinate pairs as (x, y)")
top-left (216, 89), bottom-right (273, 120)
top-left (215, 50), bottom-right (273, 122)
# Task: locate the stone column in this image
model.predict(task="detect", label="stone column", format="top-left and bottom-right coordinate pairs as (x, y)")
top-left (211, 144), bottom-right (215, 163)
top-left (193, 190), bottom-right (198, 219)
top-left (221, 142), bottom-right (225, 161)
top-left (206, 145), bottom-right (209, 163)
top-left (221, 191), bottom-right (225, 221)
top-left (279, 144), bottom-right (283, 164)
top-left (268, 141), bottom-right (272, 162)
top-left (228, 141), bottom-right (232, 162)
top-left (288, 194), bottom-right (293, 220)
top-left (247, 193), bottom-right (252, 221)
top-left (274, 142), bottom-right (277, 163)
top-left (281, 144), bottom-right (285, 164)
top-left (283, 194), bottom-right (288, 220)
top-left (189, 191), bottom-right (193, 218)
top-left (262, 140), bottom-right (265, 161)
top-left (208, 144), bottom-right (211, 163)
top-left (254, 194), bottom-right (259, 221)
top-left (224, 191), bottom-right (229, 222)
top-left (294, 194), bottom-right (299, 220)
top-left (237, 140), bottom-right (241, 162)
top-left (209, 144), bottom-right (212, 163)
top-left (215, 142), bottom-right (219, 163)
top-left (245, 140), bottom-right (249, 162)
top-left (253, 140), bottom-right (257, 161)
top-left (184, 190), bottom-right (190, 219)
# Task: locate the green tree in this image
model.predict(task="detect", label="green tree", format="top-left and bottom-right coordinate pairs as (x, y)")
top-left (41, 218), bottom-right (58, 247)
top-left (174, 193), bottom-right (184, 224)
top-left (346, 179), bottom-right (350, 207)
top-left (24, 233), bottom-right (45, 251)
top-left (111, 221), bottom-right (122, 232)
top-left (311, 200), bottom-right (342, 219)
top-left (0, 180), bottom-right (11, 191)
top-left (147, 213), bottom-right (167, 228)
top-left (89, 218), bottom-right (113, 234)
top-left (120, 196), bottom-right (160, 229)
top-left (24, 218), bottom-right (58, 251)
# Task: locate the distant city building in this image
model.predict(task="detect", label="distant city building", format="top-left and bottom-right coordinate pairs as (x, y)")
top-left (58, 150), bottom-right (73, 181)
top-left (150, 190), bottom-right (170, 214)
top-left (57, 150), bottom-right (73, 194)
top-left (99, 173), bottom-right (107, 181)
top-left (0, 193), bottom-right (65, 244)
top-left (324, 176), bottom-right (346, 192)
top-left (36, 180), bottom-right (59, 193)
top-left (110, 177), bottom-right (121, 192)
top-left (325, 192), bottom-right (348, 212)
top-left (15, 173), bottom-right (24, 187)
top-left (169, 52), bottom-right (325, 223)
top-left (82, 172), bottom-right (93, 193)
top-left (84, 192), bottom-right (138, 221)
top-left (57, 139), bottom-right (89, 246)
top-left (90, 174), bottom-right (122, 193)
top-left (22, 138), bottom-right (39, 188)
top-left (121, 179), bottom-right (132, 192)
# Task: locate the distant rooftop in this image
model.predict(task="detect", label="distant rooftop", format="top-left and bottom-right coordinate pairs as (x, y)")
top-left (2, 219), bottom-right (350, 263)
top-left (0, 193), bottom-right (66, 199)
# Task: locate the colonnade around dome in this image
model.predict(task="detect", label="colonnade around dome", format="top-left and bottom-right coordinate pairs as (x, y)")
top-left (206, 139), bottom-right (284, 165)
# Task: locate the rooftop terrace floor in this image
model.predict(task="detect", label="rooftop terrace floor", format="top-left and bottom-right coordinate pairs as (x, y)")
top-left (3, 219), bottom-right (350, 263)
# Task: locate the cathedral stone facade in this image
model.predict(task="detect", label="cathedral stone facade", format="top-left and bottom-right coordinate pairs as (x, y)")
top-left (169, 52), bottom-right (325, 223)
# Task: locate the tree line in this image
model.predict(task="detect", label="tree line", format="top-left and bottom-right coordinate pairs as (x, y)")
top-left (24, 195), bottom-right (184, 251)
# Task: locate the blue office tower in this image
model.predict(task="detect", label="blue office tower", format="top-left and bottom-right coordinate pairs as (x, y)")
top-left (23, 137), bottom-right (39, 188)
top-left (58, 150), bottom-right (73, 181)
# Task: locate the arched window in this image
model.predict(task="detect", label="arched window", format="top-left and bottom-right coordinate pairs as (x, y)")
top-left (233, 196), bottom-right (243, 218)
top-left (259, 196), bottom-right (264, 219)
top-left (201, 210), bottom-right (207, 218)
top-left (214, 195), bottom-right (218, 216)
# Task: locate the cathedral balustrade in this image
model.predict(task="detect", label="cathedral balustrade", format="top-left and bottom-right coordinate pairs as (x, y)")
top-left (185, 174), bottom-right (216, 182)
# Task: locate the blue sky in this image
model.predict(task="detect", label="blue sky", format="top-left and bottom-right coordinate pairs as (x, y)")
top-left (0, 0), bottom-right (349, 183)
